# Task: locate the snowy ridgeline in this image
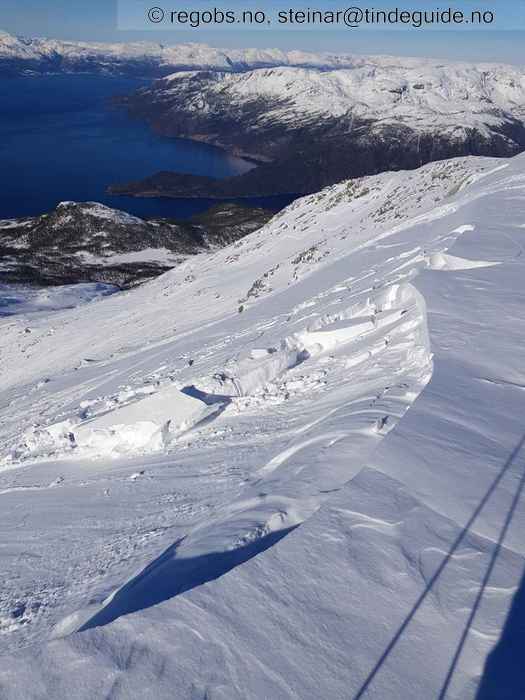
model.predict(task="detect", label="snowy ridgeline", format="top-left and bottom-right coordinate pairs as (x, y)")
top-left (0, 154), bottom-right (525, 698)
top-left (152, 61), bottom-right (525, 142)
top-left (0, 201), bottom-right (273, 289)
top-left (0, 29), bottom-right (364, 75)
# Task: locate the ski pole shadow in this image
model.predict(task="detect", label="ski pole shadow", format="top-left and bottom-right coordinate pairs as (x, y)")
top-left (475, 567), bottom-right (525, 700)
top-left (352, 430), bottom-right (525, 700)
top-left (438, 431), bottom-right (525, 699)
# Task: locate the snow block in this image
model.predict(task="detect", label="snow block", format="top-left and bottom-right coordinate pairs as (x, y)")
top-left (73, 385), bottom-right (213, 455)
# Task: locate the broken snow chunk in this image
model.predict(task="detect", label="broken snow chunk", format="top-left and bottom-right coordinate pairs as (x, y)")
top-left (73, 385), bottom-right (216, 456)
top-left (11, 421), bottom-right (76, 460)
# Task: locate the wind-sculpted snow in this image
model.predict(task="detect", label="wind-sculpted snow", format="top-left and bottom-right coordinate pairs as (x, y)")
top-left (0, 155), bottom-right (525, 699)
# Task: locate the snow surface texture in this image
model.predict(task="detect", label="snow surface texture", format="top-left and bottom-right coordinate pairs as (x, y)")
top-left (156, 61), bottom-right (525, 145)
top-left (0, 154), bottom-right (525, 698)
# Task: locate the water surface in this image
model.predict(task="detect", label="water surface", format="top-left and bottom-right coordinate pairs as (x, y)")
top-left (0, 75), bottom-right (268, 220)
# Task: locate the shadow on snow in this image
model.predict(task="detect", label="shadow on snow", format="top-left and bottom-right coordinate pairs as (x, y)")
top-left (353, 430), bottom-right (525, 700)
top-left (79, 526), bottom-right (297, 633)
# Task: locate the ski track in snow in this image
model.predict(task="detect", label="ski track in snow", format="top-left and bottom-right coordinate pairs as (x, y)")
top-left (0, 155), bottom-right (524, 699)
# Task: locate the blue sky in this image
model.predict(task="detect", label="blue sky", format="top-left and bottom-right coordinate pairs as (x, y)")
top-left (2, 0), bottom-right (525, 64)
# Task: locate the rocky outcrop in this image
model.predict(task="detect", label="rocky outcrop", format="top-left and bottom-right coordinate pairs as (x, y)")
top-left (0, 201), bottom-right (273, 287)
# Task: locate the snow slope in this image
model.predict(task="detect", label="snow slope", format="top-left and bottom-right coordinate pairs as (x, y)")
top-left (0, 154), bottom-right (525, 698)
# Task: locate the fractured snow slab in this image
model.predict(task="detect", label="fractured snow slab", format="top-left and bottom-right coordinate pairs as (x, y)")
top-left (73, 385), bottom-right (215, 456)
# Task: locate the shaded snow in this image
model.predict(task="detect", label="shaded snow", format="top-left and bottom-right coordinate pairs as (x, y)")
top-left (0, 282), bottom-right (118, 317)
top-left (76, 247), bottom-right (178, 265)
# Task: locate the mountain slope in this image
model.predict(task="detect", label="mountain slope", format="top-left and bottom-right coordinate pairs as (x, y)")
top-left (0, 154), bottom-right (524, 699)
top-left (114, 60), bottom-right (525, 197)
top-left (131, 61), bottom-right (525, 150)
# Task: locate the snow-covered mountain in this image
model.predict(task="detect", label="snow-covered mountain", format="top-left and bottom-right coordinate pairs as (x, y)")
top-left (1, 152), bottom-right (524, 698)
top-left (116, 58), bottom-right (525, 197)
top-left (153, 59), bottom-right (525, 141)
top-left (0, 201), bottom-right (272, 288)
top-left (0, 29), bottom-right (360, 76)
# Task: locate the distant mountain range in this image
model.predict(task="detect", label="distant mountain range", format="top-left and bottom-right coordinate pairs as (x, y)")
top-left (0, 30), bottom-right (360, 77)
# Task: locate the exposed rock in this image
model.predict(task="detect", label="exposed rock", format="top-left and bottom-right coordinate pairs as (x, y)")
top-left (0, 201), bottom-right (273, 288)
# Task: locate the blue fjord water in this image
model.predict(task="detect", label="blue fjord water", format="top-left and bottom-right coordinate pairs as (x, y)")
top-left (0, 75), bottom-right (295, 315)
top-left (0, 75), bottom-right (291, 220)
